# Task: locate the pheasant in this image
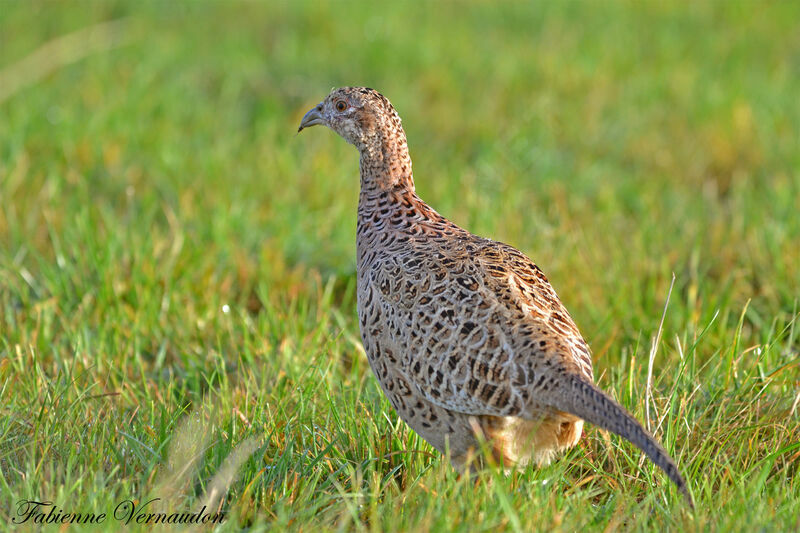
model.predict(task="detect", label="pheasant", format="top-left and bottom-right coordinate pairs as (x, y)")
top-left (298, 87), bottom-right (692, 505)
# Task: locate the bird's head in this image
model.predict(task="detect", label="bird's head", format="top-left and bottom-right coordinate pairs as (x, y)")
top-left (298, 87), bottom-right (413, 190)
top-left (298, 87), bottom-right (405, 151)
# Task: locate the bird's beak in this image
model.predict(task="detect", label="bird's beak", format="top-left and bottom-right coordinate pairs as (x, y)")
top-left (298, 104), bottom-right (325, 132)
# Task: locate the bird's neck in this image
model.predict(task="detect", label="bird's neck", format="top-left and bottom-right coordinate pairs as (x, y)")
top-left (358, 130), bottom-right (415, 196)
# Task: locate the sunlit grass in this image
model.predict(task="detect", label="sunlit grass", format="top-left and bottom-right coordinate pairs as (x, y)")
top-left (1, 1), bottom-right (799, 530)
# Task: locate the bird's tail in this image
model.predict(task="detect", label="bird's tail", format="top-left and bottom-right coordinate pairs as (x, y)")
top-left (552, 375), bottom-right (693, 507)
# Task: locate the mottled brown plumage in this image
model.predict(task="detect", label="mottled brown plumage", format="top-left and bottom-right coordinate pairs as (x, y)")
top-left (299, 87), bottom-right (692, 505)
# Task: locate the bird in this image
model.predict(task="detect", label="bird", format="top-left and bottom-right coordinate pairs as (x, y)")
top-left (298, 87), bottom-right (692, 505)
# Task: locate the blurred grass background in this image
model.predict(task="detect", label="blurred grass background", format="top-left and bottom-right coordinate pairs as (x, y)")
top-left (1, 1), bottom-right (798, 531)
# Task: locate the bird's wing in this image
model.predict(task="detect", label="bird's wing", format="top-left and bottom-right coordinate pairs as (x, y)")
top-left (364, 235), bottom-right (594, 418)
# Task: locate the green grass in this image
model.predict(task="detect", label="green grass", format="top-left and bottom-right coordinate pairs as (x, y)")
top-left (1, 0), bottom-right (799, 530)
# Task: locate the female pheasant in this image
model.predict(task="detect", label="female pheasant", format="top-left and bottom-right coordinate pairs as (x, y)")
top-left (298, 87), bottom-right (692, 504)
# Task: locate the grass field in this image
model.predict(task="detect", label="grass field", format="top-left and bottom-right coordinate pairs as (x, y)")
top-left (1, 1), bottom-right (799, 530)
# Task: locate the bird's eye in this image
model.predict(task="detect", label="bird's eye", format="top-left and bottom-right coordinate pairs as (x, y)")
top-left (335, 100), bottom-right (347, 112)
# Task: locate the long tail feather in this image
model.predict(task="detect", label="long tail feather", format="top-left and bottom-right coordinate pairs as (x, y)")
top-left (554, 376), bottom-right (693, 507)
